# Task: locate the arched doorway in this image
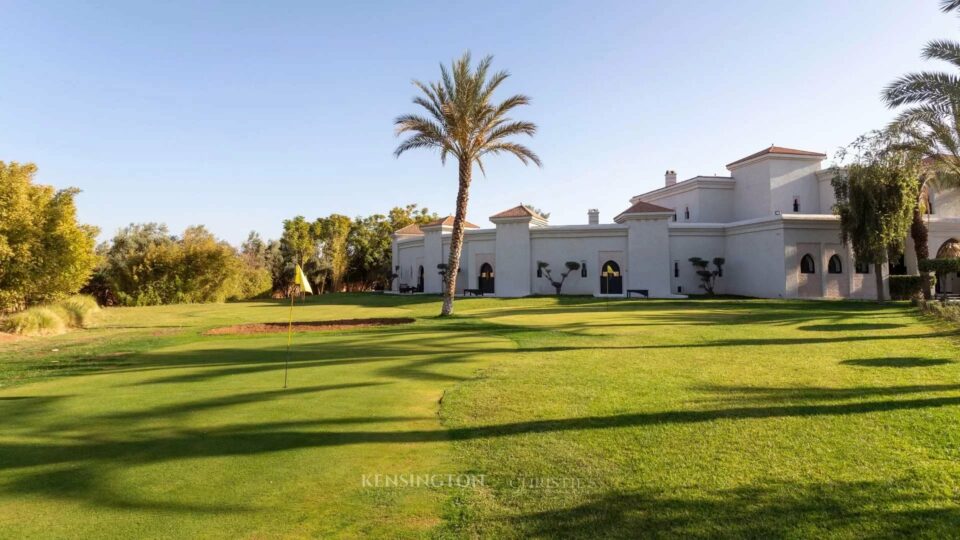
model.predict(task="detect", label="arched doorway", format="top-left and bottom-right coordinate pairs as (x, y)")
top-left (824, 253), bottom-right (848, 298)
top-left (798, 252), bottom-right (820, 298)
top-left (417, 266), bottom-right (424, 292)
top-left (478, 263), bottom-right (495, 294)
top-left (936, 239), bottom-right (960, 294)
top-left (600, 261), bottom-right (622, 294)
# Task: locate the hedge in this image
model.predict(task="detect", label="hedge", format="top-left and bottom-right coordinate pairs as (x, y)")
top-left (889, 275), bottom-right (925, 300)
top-left (918, 258), bottom-right (960, 274)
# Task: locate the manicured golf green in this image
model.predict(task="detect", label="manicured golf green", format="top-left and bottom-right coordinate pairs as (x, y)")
top-left (1, 295), bottom-right (959, 538)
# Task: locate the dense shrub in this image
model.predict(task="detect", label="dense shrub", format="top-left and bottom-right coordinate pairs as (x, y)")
top-left (0, 162), bottom-right (98, 312)
top-left (918, 258), bottom-right (960, 274)
top-left (95, 224), bottom-right (268, 306)
top-left (233, 266), bottom-right (273, 300)
top-left (889, 275), bottom-right (925, 300)
top-left (1, 307), bottom-right (67, 336)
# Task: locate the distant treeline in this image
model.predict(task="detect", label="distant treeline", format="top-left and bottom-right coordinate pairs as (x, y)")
top-left (0, 160), bottom-right (441, 310)
top-left (83, 204), bottom-right (438, 306)
top-left (278, 204), bottom-right (438, 294)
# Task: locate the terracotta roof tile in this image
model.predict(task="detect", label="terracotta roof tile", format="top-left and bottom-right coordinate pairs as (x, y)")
top-left (393, 223), bottom-right (423, 235)
top-left (726, 146), bottom-right (826, 168)
top-left (422, 215), bottom-right (479, 229)
top-left (490, 204), bottom-right (546, 220)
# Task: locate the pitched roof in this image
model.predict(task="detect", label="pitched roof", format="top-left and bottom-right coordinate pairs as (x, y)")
top-left (393, 223), bottom-right (423, 235)
top-left (617, 200), bottom-right (674, 215)
top-left (422, 215), bottom-right (479, 229)
top-left (726, 146), bottom-right (826, 168)
top-left (490, 204), bottom-right (546, 220)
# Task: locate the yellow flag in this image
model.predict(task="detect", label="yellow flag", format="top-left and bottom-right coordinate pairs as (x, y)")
top-left (294, 264), bottom-right (313, 294)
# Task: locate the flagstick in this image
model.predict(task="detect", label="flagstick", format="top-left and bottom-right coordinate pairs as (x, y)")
top-left (284, 290), bottom-right (294, 389)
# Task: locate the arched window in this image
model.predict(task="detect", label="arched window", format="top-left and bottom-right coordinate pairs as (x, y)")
top-left (581, 262), bottom-right (587, 277)
top-left (800, 254), bottom-right (815, 274)
top-left (478, 262), bottom-right (495, 294)
top-left (793, 197), bottom-right (800, 212)
top-left (600, 260), bottom-right (623, 294)
top-left (828, 255), bottom-right (842, 274)
top-left (417, 266), bottom-right (424, 291)
top-left (684, 207), bottom-right (690, 220)
top-left (937, 239), bottom-right (960, 259)
top-left (854, 261), bottom-right (870, 274)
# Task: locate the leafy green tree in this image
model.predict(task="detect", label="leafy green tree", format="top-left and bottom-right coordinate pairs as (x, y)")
top-left (536, 261), bottom-right (580, 295)
top-left (280, 216), bottom-right (316, 266)
top-left (395, 52), bottom-right (541, 316)
top-left (315, 214), bottom-right (352, 293)
top-left (0, 162), bottom-right (98, 311)
top-left (97, 224), bottom-right (263, 305)
top-left (832, 133), bottom-right (921, 301)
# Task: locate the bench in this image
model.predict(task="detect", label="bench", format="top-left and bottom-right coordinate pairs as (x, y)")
top-left (626, 289), bottom-right (649, 298)
top-left (399, 284), bottom-right (417, 294)
top-left (463, 288), bottom-right (484, 297)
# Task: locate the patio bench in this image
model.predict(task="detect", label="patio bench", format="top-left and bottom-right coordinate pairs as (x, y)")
top-left (626, 289), bottom-right (649, 298)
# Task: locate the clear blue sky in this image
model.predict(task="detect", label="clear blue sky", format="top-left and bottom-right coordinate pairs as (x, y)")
top-left (2, 1), bottom-right (957, 243)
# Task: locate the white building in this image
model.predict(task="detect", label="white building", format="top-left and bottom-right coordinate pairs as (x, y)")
top-left (391, 145), bottom-right (960, 299)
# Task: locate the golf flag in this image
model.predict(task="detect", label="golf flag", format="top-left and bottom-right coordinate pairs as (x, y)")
top-left (294, 264), bottom-right (313, 294)
top-left (285, 264), bottom-right (312, 388)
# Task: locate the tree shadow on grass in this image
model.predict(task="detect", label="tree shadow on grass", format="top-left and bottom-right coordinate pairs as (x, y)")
top-left (693, 383), bottom-right (960, 404)
top-left (5, 394), bottom-right (960, 472)
top-left (798, 323), bottom-right (906, 332)
top-left (840, 357), bottom-right (955, 368)
top-left (502, 480), bottom-right (960, 538)
top-left (3, 386), bottom-right (960, 512)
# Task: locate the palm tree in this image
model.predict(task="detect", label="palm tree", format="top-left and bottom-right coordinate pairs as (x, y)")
top-left (883, 0), bottom-right (960, 297)
top-left (891, 106), bottom-right (960, 296)
top-left (394, 52), bottom-right (541, 316)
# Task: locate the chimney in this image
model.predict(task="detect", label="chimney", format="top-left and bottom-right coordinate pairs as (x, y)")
top-left (588, 208), bottom-right (599, 225)
top-left (665, 170), bottom-right (677, 186)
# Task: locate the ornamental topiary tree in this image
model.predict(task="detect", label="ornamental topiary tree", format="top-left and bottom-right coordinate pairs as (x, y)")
top-left (689, 257), bottom-right (725, 295)
top-left (537, 261), bottom-right (581, 295)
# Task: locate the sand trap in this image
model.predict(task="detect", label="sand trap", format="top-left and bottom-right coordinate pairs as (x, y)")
top-left (204, 318), bottom-right (415, 336)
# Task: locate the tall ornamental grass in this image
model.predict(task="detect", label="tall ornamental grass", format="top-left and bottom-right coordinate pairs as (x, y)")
top-left (0, 295), bottom-right (100, 336)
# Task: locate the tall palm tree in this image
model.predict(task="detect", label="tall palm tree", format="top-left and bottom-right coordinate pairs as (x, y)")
top-left (884, 0), bottom-right (960, 297)
top-left (891, 106), bottom-right (960, 296)
top-left (394, 52), bottom-right (541, 316)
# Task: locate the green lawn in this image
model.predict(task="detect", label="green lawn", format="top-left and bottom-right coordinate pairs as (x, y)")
top-left (1, 295), bottom-right (959, 538)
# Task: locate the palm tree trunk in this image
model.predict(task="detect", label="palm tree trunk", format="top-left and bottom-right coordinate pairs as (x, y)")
top-left (440, 159), bottom-right (471, 316)
top-left (875, 260), bottom-right (886, 302)
top-left (911, 204), bottom-right (931, 299)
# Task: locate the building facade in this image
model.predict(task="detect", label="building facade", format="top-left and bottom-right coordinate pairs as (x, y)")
top-left (391, 146), bottom-right (960, 299)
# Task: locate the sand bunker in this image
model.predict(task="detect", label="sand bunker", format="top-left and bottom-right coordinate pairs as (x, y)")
top-left (204, 318), bottom-right (415, 336)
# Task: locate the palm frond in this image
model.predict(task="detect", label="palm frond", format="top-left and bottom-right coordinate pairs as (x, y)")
top-left (943, 0), bottom-right (960, 13)
top-left (395, 51), bottom-right (541, 171)
top-left (486, 121), bottom-right (538, 143)
top-left (480, 142), bottom-right (542, 167)
top-left (883, 71), bottom-right (960, 108)
top-left (923, 40), bottom-right (960, 69)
